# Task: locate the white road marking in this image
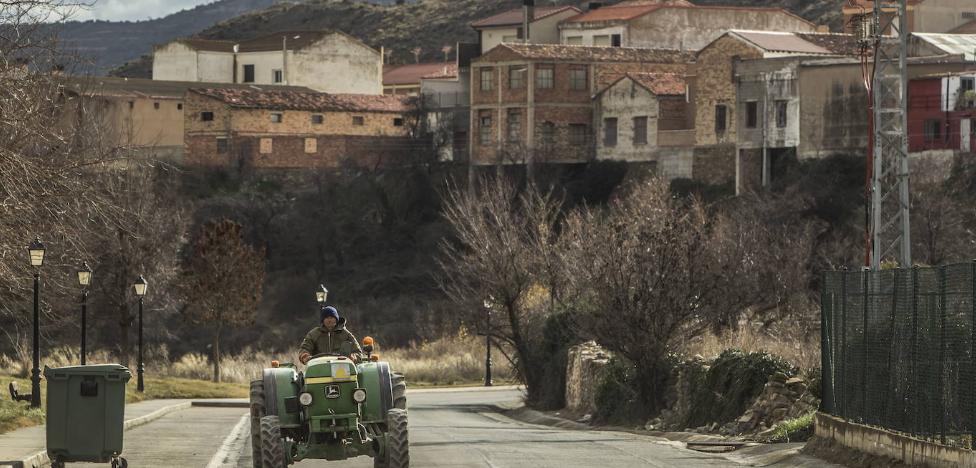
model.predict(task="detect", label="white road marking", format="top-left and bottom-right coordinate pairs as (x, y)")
top-left (206, 413), bottom-right (250, 468)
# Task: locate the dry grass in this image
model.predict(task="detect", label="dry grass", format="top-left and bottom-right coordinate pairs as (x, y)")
top-left (683, 323), bottom-right (821, 371)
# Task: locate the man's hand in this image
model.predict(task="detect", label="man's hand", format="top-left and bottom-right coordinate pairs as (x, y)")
top-left (299, 352), bottom-right (311, 365)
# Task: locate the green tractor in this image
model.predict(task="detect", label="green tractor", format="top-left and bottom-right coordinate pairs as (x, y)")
top-left (250, 338), bottom-right (408, 467)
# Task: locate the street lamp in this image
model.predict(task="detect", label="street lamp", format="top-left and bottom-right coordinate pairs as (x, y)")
top-left (316, 284), bottom-right (329, 304)
top-left (483, 297), bottom-right (493, 387)
top-left (27, 237), bottom-right (45, 408)
top-left (133, 275), bottom-right (147, 392)
top-left (77, 263), bottom-right (92, 366)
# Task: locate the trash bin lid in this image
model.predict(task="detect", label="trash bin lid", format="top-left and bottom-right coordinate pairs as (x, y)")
top-left (44, 364), bottom-right (132, 379)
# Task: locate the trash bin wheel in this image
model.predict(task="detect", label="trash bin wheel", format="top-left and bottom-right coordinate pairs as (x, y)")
top-left (51, 457), bottom-right (65, 468)
top-left (111, 457), bottom-right (128, 468)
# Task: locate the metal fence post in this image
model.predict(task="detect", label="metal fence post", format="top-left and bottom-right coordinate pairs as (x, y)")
top-left (912, 266), bottom-right (919, 437)
top-left (862, 267), bottom-right (870, 422)
top-left (841, 267), bottom-right (849, 420)
top-left (971, 260), bottom-right (976, 448)
top-left (939, 266), bottom-right (947, 445)
top-left (821, 271), bottom-right (833, 415)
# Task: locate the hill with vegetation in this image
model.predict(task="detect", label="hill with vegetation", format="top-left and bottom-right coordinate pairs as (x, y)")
top-left (109, 0), bottom-right (845, 78)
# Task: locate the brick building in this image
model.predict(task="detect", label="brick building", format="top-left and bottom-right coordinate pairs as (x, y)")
top-left (184, 88), bottom-right (417, 169)
top-left (469, 43), bottom-right (693, 166)
top-left (558, 1), bottom-right (817, 50)
top-left (593, 73), bottom-right (693, 178)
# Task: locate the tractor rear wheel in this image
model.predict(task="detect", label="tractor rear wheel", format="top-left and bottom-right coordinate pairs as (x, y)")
top-left (392, 373), bottom-right (407, 410)
top-left (386, 408), bottom-right (409, 468)
top-left (259, 415), bottom-right (286, 468)
top-left (250, 380), bottom-right (266, 468)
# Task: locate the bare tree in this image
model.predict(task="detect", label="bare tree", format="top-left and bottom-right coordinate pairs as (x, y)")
top-left (180, 219), bottom-right (266, 382)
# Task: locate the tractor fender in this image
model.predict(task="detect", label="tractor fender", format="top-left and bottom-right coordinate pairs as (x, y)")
top-left (356, 362), bottom-right (394, 423)
top-left (262, 367), bottom-right (301, 427)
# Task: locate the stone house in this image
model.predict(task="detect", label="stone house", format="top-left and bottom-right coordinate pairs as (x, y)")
top-left (593, 73), bottom-right (694, 179)
top-left (153, 31), bottom-right (383, 95)
top-left (558, 1), bottom-right (817, 50)
top-left (183, 88), bottom-right (416, 169)
top-left (692, 30), bottom-right (861, 187)
top-left (843, 0), bottom-right (976, 34)
top-left (60, 76), bottom-right (310, 164)
top-left (471, 5), bottom-right (581, 55)
top-left (469, 43), bottom-right (693, 166)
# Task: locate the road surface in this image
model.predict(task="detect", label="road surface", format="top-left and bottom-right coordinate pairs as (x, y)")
top-left (117, 387), bottom-right (789, 468)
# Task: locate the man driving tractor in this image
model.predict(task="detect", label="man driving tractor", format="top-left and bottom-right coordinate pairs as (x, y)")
top-left (299, 305), bottom-right (364, 364)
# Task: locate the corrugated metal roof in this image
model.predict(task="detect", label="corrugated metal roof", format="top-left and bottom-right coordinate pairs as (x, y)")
top-left (480, 43), bottom-right (694, 63)
top-left (731, 30), bottom-right (832, 55)
top-left (471, 6), bottom-right (580, 28)
top-left (191, 88), bottom-right (412, 113)
top-left (913, 33), bottom-right (976, 61)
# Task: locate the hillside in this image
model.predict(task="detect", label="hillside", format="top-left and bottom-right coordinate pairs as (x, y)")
top-left (53, 0), bottom-right (276, 75)
top-left (110, 0), bottom-right (845, 79)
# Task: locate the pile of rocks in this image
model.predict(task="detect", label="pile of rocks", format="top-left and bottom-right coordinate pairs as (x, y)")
top-left (730, 372), bottom-right (820, 435)
top-left (564, 341), bottom-right (611, 415)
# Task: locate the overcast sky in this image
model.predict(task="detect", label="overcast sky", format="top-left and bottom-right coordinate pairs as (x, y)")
top-left (70, 0), bottom-right (216, 21)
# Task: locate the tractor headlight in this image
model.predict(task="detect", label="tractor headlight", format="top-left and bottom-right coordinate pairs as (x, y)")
top-left (299, 392), bottom-right (314, 406)
top-left (352, 388), bottom-right (367, 403)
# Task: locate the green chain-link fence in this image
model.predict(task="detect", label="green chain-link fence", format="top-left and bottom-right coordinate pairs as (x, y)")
top-left (822, 263), bottom-right (976, 447)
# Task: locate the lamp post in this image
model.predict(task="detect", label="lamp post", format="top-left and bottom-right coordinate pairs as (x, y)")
top-left (133, 276), bottom-right (148, 392)
top-left (27, 237), bottom-right (45, 408)
top-left (316, 284), bottom-right (329, 304)
top-left (77, 263), bottom-right (92, 366)
top-left (483, 297), bottom-right (493, 387)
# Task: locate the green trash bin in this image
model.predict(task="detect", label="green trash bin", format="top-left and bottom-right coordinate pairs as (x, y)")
top-left (44, 364), bottom-right (131, 467)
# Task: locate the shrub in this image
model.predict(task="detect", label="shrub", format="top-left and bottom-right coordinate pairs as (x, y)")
top-left (686, 349), bottom-right (796, 428)
top-left (594, 358), bottom-right (643, 424)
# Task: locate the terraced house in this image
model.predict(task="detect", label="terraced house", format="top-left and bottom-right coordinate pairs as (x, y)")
top-left (469, 43), bottom-right (693, 166)
top-left (183, 88), bottom-right (416, 169)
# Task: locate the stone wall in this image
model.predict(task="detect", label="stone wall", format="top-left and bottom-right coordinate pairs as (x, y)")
top-left (564, 341), bottom-right (611, 415)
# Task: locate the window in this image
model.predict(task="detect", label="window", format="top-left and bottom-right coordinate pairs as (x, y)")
top-left (962, 77), bottom-right (976, 93)
top-left (536, 65), bottom-right (554, 89)
top-left (745, 101), bottom-right (758, 129)
top-left (177, 103), bottom-right (183, 111)
top-left (352, 116), bottom-right (365, 126)
top-left (260, 137), bottom-right (273, 154)
top-left (569, 124), bottom-right (587, 145)
top-left (480, 68), bottom-right (494, 91)
top-left (541, 122), bottom-right (555, 149)
top-left (272, 69), bottom-right (283, 84)
top-left (271, 113), bottom-right (283, 123)
top-left (311, 114), bottom-right (324, 125)
top-left (611, 34), bottom-right (622, 47)
top-left (775, 100), bottom-right (788, 128)
top-left (393, 117), bottom-right (404, 127)
top-left (593, 35), bottom-right (610, 47)
top-left (153, 102), bottom-right (160, 110)
top-left (305, 138), bottom-right (317, 154)
top-left (216, 137), bottom-right (228, 154)
top-left (509, 66), bottom-right (526, 89)
top-left (924, 119), bottom-right (942, 142)
top-left (128, 101), bottom-right (134, 110)
top-left (507, 109), bottom-right (521, 142)
top-left (715, 105), bottom-right (727, 133)
top-left (633, 116), bottom-right (648, 145)
top-left (566, 36), bottom-right (583, 45)
top-left (569, 68), bottom-right (587, 91)
top-left (201, 111), bottom-right (214, 121)
top-left (963, 11), bottom-right (976, 19)
top-left (603, 118), bottom-right (617, 147)
top-left (243, 64), bottom-right (255, 83)
top-left (479, 111), bottom-right (492, 145)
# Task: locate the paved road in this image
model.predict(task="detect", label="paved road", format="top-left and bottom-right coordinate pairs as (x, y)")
top-left (118, 388), bottom-right (796, 468)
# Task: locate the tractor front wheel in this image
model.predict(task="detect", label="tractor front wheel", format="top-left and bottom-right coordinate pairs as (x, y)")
top-left (259, 415), bottom-right (287, 468)
top-left (250, 380), bottom-right (267, 468)
top-left (392, 373), bottom-right (407, 410)
top-left (386, 408), bottom-right (409, 468)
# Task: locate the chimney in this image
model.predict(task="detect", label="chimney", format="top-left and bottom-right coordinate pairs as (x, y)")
top-left (523, 0), bottom-right (535, 44)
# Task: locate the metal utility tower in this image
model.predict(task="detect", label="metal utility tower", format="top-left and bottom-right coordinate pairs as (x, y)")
top-left (867, 0), bottom-right (911, 269)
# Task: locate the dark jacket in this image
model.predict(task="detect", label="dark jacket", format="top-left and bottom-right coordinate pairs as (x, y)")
top-left (299, 318), bottom-right (364, 357)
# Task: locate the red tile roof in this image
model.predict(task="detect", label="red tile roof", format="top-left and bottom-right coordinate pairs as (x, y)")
top-left (479, 43), bottom-right (695, 63)
top-left (191, 88), bottom-right (411, 113)
top-left (949, 20), bottom-right (976, 34)
top-left (422, 63), bottom-right (460, 80)
top-left (471, 5), bottom-right (581, 28)
top-left (384, 62), bottom-right (456, 86)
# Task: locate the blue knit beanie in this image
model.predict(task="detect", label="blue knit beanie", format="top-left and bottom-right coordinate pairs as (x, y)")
top-left (320, 306), bottom-right (339, 324)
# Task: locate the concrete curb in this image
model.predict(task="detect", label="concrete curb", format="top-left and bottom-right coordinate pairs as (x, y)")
top-left (192, 400), bottom-right (249, 408)
top-left (15, 401), bottom-right (192, 468)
